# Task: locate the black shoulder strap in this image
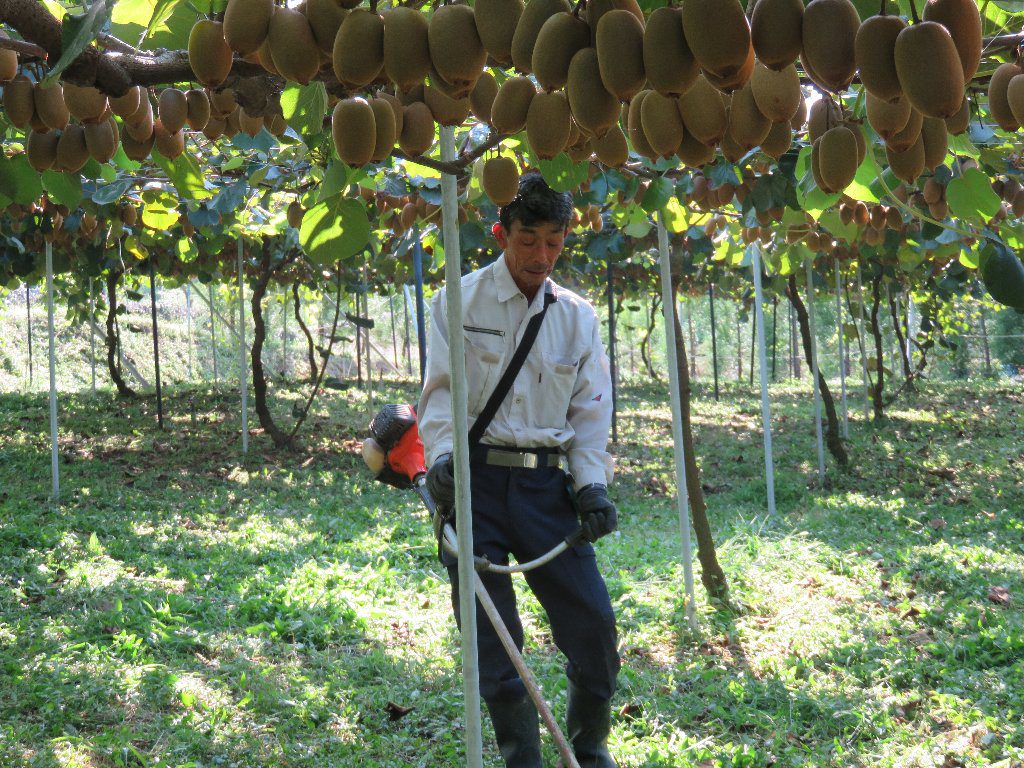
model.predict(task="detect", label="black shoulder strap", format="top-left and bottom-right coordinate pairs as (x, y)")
top-left (468, 291), bottom-right (556, 448)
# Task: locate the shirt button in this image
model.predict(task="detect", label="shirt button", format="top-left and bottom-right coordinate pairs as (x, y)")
top-left (514, 396), bottom-right (523, 405)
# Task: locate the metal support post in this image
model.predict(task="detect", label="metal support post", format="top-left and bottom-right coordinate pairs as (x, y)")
top-left (834, 259), bottom-right (848, 439)
top-left (751, 244), bottom-right (776, 515)
top-left (805, 259), bottom-right (826, 484)
top-left (238, 238), bottom-right (248, 455)
top-left (45, 241), bottom-right (59, 502)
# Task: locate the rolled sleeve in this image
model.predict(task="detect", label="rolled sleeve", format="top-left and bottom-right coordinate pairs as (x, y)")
top-left (565, 317), bottom-right (614, 489)
top-left (416, 290), bottom-right (454, 466)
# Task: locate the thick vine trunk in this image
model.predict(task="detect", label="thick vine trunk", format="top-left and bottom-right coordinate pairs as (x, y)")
top-left (251, 244), bottom-right (292, 448)
top-left (292, 282), bottom-right (318, 384)
top-left (786, 276), bottom-right (849, 467)
top-left (640, 292), bottom-right (661, 380)
top-left (888, 290), bottom-right (914, 388)
top-left (105, 270), bottom-right (136, 398)
top-left (869, 275), bottom-right (886, 420)
top-left (670, 281), bottom-right (729, 604)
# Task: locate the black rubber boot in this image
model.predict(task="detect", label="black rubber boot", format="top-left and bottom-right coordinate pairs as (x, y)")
top-left (566, 679), bottom-right (618, 768)
top-left (487, 696), bottom-right (544, 768)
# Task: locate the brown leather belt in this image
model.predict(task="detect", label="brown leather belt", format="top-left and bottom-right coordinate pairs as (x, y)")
top-left (485, 448), bottom-right (562, 469)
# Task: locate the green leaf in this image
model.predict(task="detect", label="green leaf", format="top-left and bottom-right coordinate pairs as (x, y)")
top-left (318, 161), bottom-right (353, 202)
top-left (144, 0), bottom-right (181, 42)
top-left (45, 0), bottom-right (115, 84)
top-left (537, 153), bottom-right (588, 193)
top-left (280, 82), bottom-right (328, 141)
top-left (153, 151), bottom-right (213, 200)
top-left (946, 168), bottom-right (1002, 223)
top-left (299, 197), bottom-right (371, 266)
top-left (0, 155), bottom-right (44, 205)
top-left (92, 177), bottom-right (132, 205)
top-left (818, 209), bottom-right (858, 244)
top-left (844, 153), bottom-right (881, 204)
top-left (639, 177), bottom-right (673, 213)
top-left (141, 190), bottom-right (179, 230)
top-left (41, 171), bottom-right (83, 209)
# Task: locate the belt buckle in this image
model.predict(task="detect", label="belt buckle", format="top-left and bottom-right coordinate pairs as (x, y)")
top-left (522, 453), bottom-right (538, 469)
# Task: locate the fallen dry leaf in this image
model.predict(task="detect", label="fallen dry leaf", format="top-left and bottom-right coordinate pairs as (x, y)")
top-left (384, 701), bottom-right (414, 721)
top-left (987, 586), bottom-right (1011, 607)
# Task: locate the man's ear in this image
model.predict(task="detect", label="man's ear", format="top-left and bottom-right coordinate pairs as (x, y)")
top-left (493, 223), bottom-right (508, 249)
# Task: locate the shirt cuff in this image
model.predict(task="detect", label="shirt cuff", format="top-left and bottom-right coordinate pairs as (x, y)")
top-left (427, 440), bottom-right (454, 468)
top-left (568, 449), bottom-right (614, 490)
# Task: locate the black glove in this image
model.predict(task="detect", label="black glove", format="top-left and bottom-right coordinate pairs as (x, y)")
top-left (576, 483), bottom-right (618, 543)
top-left (426, 453), bottom-right (456, 510)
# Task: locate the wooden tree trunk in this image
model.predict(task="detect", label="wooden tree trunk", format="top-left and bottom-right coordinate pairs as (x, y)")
top-left (869, 274), bottom-right (886, 420)
top-left (640, 292), bottom-right (661, 380)
top-left (888, 289), bottom-right (914, 388)
top-left (251, 244), bottom-right (293, 447)
top-left (787, 275), bottom-right (849, 467)
top-left (670, 280), bottom-right (729, 604)
top-left (292, 282), bottom-right (319, 384)
top-left (105, 270), bottom-right (136, 398)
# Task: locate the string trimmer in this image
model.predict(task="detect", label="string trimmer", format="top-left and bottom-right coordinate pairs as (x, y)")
top-left (362, 403), bottom-right (582, 768)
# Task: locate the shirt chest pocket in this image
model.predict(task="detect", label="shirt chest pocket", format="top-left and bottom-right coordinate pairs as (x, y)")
top-left (463, 330), bottom-right (505, 415)
top-left (528, 350), bottom-right (579, 429)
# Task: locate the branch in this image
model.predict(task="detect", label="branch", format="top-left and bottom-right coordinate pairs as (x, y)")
top-left (0, 35), bottom-right (45, 59)
top-left (392, 130), bottom-right (506, 175)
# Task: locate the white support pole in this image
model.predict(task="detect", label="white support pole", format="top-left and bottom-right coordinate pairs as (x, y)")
top-left (750, 244), bottom-right (776, 516)
top-left (209, 284), bottom-right (219, 384)
top-left (185, 282), bottom-right (194, 382)
top-left (45, 241), bottom-right (59, 502)
top-left (854, 266), bottom-right (870, 422)
top-left (282, 288), bottom-right (289, 377)
top-left (238, 238), bottom-right (248, 455)
top-left (834, 259), bottom-right (849, 439)
top-left (805, 259), bottom-right (826, 484)
top-left (88, 277), bottom-right (96, 394)
top-left (440, 125), bottom-right (483, 768)
top-left (363, 266), bottom-right (374, 416)
top-left (657, 212), bottom-right (698, 631)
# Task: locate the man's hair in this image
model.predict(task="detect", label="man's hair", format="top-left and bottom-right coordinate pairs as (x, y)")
top-left (498, 172), bottom-right (574, 231)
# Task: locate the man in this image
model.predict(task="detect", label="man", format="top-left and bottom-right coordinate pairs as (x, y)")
top-left (417, 173), bottom-right (620, 768)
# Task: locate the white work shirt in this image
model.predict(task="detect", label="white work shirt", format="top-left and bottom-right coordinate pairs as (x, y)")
top-left (418, 253), bottom-right (614, 489)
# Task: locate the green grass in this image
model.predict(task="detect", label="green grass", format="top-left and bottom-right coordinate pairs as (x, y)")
top-left (1, 303), bottom-right (1023, 766)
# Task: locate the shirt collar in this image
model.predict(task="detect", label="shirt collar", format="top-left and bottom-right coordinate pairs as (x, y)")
top-left (494, 253), bottom-right (559, 307)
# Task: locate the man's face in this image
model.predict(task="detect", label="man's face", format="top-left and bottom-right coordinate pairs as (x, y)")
top-left (494, 219), bottom-right (568, 299)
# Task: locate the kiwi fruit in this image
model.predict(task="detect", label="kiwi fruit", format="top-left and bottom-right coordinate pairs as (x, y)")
top-left (855, 14), bottom-right (905, 102)
top-left (423, 83), bottom-right (471, 126)
top-left (184, 89), bottom-right (211, 130)
top-left (400, 101), bottom-right (436, 155)
top-left (511, 0), bottom-right (570, 74)
top-left (482, 156), bottom-right (520, 205)
top-left (801, 0), bottom-right (860, 92)
top-left (791, 92), bottom-right (807, 130)
top-left (332, 98), bottom-right (376, 166)
top-left (640, 91), bottom-right (685, 158)
top-left (27, 130), bottom-right (59, 171)
top-left (266, 112), bottom-right (288, 137)
top-left (224, 0), bottom-right (274, 55)
top-left (429, 5), bottom-right (486, 96)
top-left (584, 0), bottom-right (644, 46)
top-left (866, 91), bottom-right (910, 140)
top-left (595, 9), bottom-right (645, 101)
top-left (378, 92), bottom-right (404, 137)
top-left (566, 47), bottom-right (619, 137)
top-left (122, 125), bottom-right (154, 161)
top-left (886, 105), bottom-right (922, 152)
top-left (676, 128), bottom-right (716, 166)
top-left (34, 83), bottom-right (69, 130)
top-left (189, 19), bottom-right (234, 88)
top-left (153, 120), bottom-right (184, 159)
top-left (526, 90), bottom-right (571, 159)
top-left (728, 82), bottom-right (771, 151)
top-left (203, 117), bottom-right (227, 141)
top-left (810, 138), bottom-right (829, 192)
top-left (988, 62), bottom-right (1021, 132)
top-left (158, 88), bottom-right (188, 134)
top-left (269, 8), bottom-right (320, 84)
top-left (1007, 74), bottom-right (1024, 127)
top-left (475, 0), bottom-right (523, 66)
top-left (84, 118), bottom-right (118, 163)
top-left (368, 97), bottom-right (397, 162)
top-left (209, 88), bottom-right (237, 119)
top-left (0, 39), bottom-right (17, 82)
top-left (920, 116), bottom-right (948, 170)
top-left (591, 123), bottom-right (629, 166)
top-left (642, 7), bottom-right (698, 97)
top-left (55, 123), bottom-right (89, 172)
top-left (383, 7), bottom-right (430, 92)
top-left (761, 120), bottom-right (792, 159)
top-left (533, 12), bottom-right (590, 91)
top-left (627, 90), bottom-right (658, 160)
top-left (3, 75), bottom-right (35, 128)
top-left (109, 86), bottom-right (142, 118)
top-left (922, 176), bottom-right (943, 204)
top-left (490, 76), bottom-right (536, 133)
top-left (238, 110), bottom-right (264, 137)
top-left (806, 97), bottom-right (841, 142)
top-left (62, 83), bottom-right (107, 123)
top-left (818, 125), bottom-right (858, 192)
top-left (844, 120), bottom-right (866, 165)
top-left (470, 71), bottom-right (499, 123)
top-left (257, 33), bottom-right (280, 76)
top-left (676, 74), bottom-right (727, 145)
top-left (750, 0), bottom-right (804, 70)
top-left (306, 0), bottom-right (349, 55)
top-left (922, 0), bottom-right (981, 82)
top-left (893, 21), bottom-right (964, 119)
top-left (944, 96), bottom-right (969, 135)
top-left (126, 98), bottom-right (155, 142)
top-left (721, 122), bottom-right (745, 163)
top-left (681, 0), bottom-right (751, 82)
top-left (566, 137), bottom-right (593, 162)
top-left (750, 62), bottom-right (800, 122)
top-left (287, 201), bottom-right (306, 228)
top-left (334, 9), bottom-right (385, 86)
top-left (703, 40), bottom-right (754, 94)
top-left (885, 134), bottom-right (925, 184)
top-left (224, 107), bottom-right (241, 138)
